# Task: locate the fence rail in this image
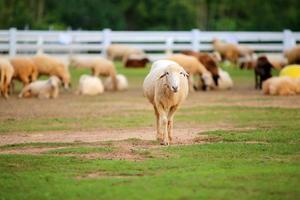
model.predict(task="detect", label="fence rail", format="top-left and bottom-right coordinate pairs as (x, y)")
top-left (0, 28), bottom-right (299, 59)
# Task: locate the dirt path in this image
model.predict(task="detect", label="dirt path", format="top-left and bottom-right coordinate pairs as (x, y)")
top-left (0, 124), bottom-right (238, 146)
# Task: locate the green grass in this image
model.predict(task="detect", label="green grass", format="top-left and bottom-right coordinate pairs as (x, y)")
top-left (0, 61), bottom-right (299, 199)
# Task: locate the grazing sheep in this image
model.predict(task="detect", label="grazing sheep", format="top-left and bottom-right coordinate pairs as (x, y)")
top-left (10, 57), bottom-right (38, 88)
top-left (217, 68), bottom-right (234, 90)
top-left (0, 58), bottom-right (14, 98)
top-left (181, 50), bottom-right (220, 85)
top-left (18, 76), bottom-right (61, 99)
top-left (237, 45), bottom-right (254, 59)
top-left (125, 54), bottom-right (150, 68)
top-left (255, 56), bottom-right (273, 89)
top-left (280, 65), bottom-right (300, 78)
top-left (106, 44), bottom-right (145, 63)
top-left (268, 58), bottom-right (286, 70)
top-left (69, 57), bottom-right (118, 91)
top-left (143, 60), bottom-right (189, 145)
top-left (262, 76), bottom-right (300, 96)
top-left (32, 54), bottom-right (70, 89)
top-left (77, 75), bottom-right (104, 95)
top-left (212, 38), bottom-right (240, 64)
top-left (238, 57), bottom-right (256, 70)
top-left (104, 74), bottom-right (128, 91)
top-left (284, 45), bottom-right (300, 64)
top-left (168, 54), bottom-right (215, 91)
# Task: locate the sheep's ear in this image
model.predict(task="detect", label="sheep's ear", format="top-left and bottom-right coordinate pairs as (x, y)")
top-left (159, 72), bottom-right (168, 79)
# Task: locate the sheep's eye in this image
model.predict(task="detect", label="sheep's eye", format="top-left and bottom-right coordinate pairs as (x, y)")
top-left (165, 72), bottom-right (169, 76)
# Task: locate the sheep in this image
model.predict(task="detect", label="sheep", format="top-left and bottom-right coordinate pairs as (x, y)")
top-left (77, 75), bottom-right (104, 95)
top-left (0, 58), bottom-right (14, 98)
top-left (255, 56), bottom-right (273, 89)
top-left (106, 44), bottom-right (145, 64)
top-left (104, 74), bottom-right (128, 91)
top-left (10, 57), bottom-right (38, 89)
top-left (18, 76), bottom-right (61, 99)
top-left (167, 54), bottom-right (215, 91)
top-left (237, 45), bottom-right (254, 59)
top-left (32, 54), bottom-right (70, 89)
top-left (212, 38), bottom-right (240, 65)
top-left (217, 68), bottom-right (234, 90)
top-left (124, 54), bottom-right (150, 68)
top-left (284, 45), bottom-right (300, 64)
top-left (279, 65), bottom-right (300, 78)
top-left (262, 76), bottom-right (300, 96)
top-left (143, 60), bottom-right (189, 145)
top-left (69, 57), bottom-right (118, 91)
top-left (181, 50), bottom-right (220, 85)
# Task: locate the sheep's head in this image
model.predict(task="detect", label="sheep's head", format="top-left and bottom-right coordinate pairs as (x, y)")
top-left (159, 64), bottom-right (188, 93)
top-left (201, 72), bottom-right (215, 90)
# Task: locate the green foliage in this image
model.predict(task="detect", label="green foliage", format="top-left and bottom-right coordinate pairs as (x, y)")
top-left (0, 0), bottom-right (299, 30)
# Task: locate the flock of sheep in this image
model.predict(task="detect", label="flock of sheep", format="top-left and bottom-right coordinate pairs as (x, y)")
top-left (0, 40), bottom-right (300, 145)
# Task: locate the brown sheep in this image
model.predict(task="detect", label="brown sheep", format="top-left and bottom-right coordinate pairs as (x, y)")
top-left (32, 54), bottom-right (71, 89)
top-left (125, 55), bottom-right (150, 68)
top-left (106, 44), bottom-right (145, 64)
top-left (10, 57), bottom-right (38, 88)
top-left (168, 54), bottom-right (215, 91)
top-left (0, 58), bottom-right (14, 98)
top-left (181, 50), bottom-right (219, 85)
top-left (284, 45), bottom-right (300, 64)
top-left (212, 38), bottom-right (240, 65)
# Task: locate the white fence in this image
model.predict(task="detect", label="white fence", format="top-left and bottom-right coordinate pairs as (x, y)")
top-left (0, 28), bottom-right (300, 59)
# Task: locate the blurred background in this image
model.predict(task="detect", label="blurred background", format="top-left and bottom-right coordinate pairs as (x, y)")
top-left (0, 0), bottom-right (300, 31)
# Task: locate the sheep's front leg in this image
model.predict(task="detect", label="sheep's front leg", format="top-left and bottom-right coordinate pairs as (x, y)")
top-left (153, 105), bottom-right (162, 141)
top-left (157, 105), bottom-right (169, 145)
top-left (167, 105), bottom-right (178, 144)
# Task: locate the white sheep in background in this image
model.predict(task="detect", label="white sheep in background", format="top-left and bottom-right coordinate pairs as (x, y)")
top-left (104, 74), bottom-right (128, 91)
top-left (77, 75), bottom-right (104, 96)
top-left (32, 54), bottom-right (71, 89)
top-left (262, 76), bottom-right (300, 96)
top-left (69, 57), bottom-right (118, 91)
top-left (143, 60), bottom-right (189, 145)
top-left (18, 76), bottom-right (61, 99)
top-left (106, 44), bottom-right (145, 64)
top-left (217, 68), bottom-right (234, 90)
top-left (0, 58), bottom-right (14, 98)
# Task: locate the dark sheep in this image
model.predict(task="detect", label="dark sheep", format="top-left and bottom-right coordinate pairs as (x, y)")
top-left (255, 56), bottom-right (272, 89)
top-left (125, 57), bottom-right (150, 68)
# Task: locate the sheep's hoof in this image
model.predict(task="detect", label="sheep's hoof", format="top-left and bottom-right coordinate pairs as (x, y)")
top-left (160, 141), bottom-right (169, 146)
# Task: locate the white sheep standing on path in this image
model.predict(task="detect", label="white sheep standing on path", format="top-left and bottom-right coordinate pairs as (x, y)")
top-left (143, 60), bottom-right (189, 145)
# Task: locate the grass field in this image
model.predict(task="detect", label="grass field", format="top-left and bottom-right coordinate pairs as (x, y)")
top-left (0, 61), bottom-right (299, 200)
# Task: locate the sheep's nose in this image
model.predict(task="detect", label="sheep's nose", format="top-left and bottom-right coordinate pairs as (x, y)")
top-left (172, 86), bottom-right (178, 93)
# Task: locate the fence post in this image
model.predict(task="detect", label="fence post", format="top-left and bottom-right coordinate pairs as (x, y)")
top-left (191, 29), bottom-right (200, 51)
top-left (102, 28), bottom-right (111, 56)
top-left (283, 29), bottom-right (296, 51)
top-left (165, 37), bottom-right (174, 56)
top-left (37, 36), bottom-right (44, 54)
top-left (9, 28), bottom-right (17, 57)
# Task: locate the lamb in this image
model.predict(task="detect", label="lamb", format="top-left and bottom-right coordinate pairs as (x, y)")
top-left (18, 76), bottom-right (61, 99)
top-left (69, 57), bottom-right (117, 91)
top-left (284, 45), bottom-right (300, 64)
top-left (32, 54), bottom-right (70, 89)
top-left (10, 57), bottom-right (38, 88)
top-left (262, 76), bottom-right (300, 96)
top-left (167, 54), bottom-right (215, 91)
top-left (143, 60), bottom-right (189, 145)
top-left (77, 75), bottom-right (104, 95)
top-left (0, 58), bottom-right (14, 98)
top-left (104, 74), bottom-right (128, 91)
top-left (181, 50), bottom-right (220, 86)
top-left (124, 54), bottom-right (150, 68)
top-left (212, 38), bottom-right (240, 64)
top-left (255, 56), bottom-right (273, 89)
top-left (217, 68), bottom-right (234, 90)
top-left (106, 44), bottom-right (145, 63)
